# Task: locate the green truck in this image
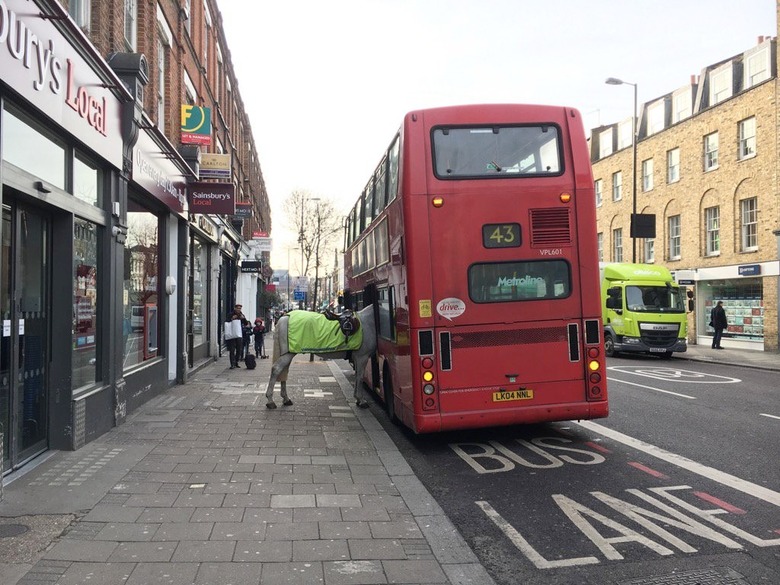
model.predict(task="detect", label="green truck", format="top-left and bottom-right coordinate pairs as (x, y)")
top-left (600, 263), bottom-right (689, 358)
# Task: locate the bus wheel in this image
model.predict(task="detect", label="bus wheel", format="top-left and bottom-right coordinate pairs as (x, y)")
top-left (383, 368), bottom-right (399, 425)
top-left (604, 334), bottom-right (619, 358)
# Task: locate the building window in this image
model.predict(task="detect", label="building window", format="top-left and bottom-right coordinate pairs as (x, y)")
top-left (647, 101), bottom-right (664, 135)
top-left (740, 197), bottom-right (758, 251)
top-left (156, 39), bottom-right (167, 132)
top-left (704, 132), bottom-right (719, 171)
top-left (595, 179), bottom-right (603, 207)
top-left (612, 228), bottom-right (623, 262)
top-left (641, 158), bottom-right (653, 192)
top-left (643, 239), bottom-right (655, 263)
top-left (203, 2), bottom-right (211, 70)
top-left (183, 0), bottom-right (191, 35)
top-left (617, 119), bottom-right (632, 150)
top-left (612, 171), bottom-right (622, 202)
top-left (672, 88), bottom-right (692, 123)
top-left (69, 0), bottom-right (91, 32)
top-left (123, 199), bottom-right (161, 369)
top-left (738, 117), bottom-right (756, 159)
top-left (597, 232), bottom-right (603, 262)
top-left (599, 128), bottom-right (613, 158)
top-left (73, 219), bottom-right (100, 391)
top-left (124, 0), bottom-right (137, 51)
top-left (668, 215), bottom-right (681, 260)
top-left (710, 67), bottom-right (732, 105)
top-left (745, 47), bottom-right (770, 88)
top-left (705, 206), bottom-right (720, 256)
top-left (667, 148), bottom-right (680, 183)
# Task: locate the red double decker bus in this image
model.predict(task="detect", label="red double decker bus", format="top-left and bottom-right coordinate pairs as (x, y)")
top-left (344, 104), bottom-right (607, 433)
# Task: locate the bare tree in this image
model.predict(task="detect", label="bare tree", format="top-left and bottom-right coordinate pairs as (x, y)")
top-left (282, 191), bottom-right (342, 308)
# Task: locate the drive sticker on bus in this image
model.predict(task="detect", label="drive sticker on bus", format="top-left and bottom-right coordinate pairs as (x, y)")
top-left (437, 297), bottom-right (466, 320)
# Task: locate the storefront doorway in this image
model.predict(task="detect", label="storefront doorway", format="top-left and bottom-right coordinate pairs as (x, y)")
top-left (1, 196), bottom-right (50, 473)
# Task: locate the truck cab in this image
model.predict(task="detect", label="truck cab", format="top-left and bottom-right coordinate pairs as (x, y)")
top-left (600, 263), bottom-right (688, 358)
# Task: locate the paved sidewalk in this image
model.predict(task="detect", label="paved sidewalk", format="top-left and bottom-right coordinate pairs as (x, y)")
top-left (677, 342), bottom-right (780, 371)
top-left (0, 339), bottom-right (494, 585)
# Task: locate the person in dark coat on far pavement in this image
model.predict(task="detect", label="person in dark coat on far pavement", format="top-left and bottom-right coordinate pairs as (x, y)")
top-left (710, 300), bottom-right (728, 349)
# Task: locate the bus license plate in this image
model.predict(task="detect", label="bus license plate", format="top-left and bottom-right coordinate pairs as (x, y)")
top-left (493, 389), bottom-right (534, 402)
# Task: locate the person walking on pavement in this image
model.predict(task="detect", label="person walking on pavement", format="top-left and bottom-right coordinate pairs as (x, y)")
top-left (253, 318), bottom-right (267, 358)
top-left (226, 305), bottom-right (244, 368)
top-left (710, 300), bottom-right (728, 349)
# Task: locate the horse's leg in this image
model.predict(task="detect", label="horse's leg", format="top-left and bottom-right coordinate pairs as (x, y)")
top-left (352, 354), bottom-right (370, 408)
top-left (266, 353), bottom-right (294, 408)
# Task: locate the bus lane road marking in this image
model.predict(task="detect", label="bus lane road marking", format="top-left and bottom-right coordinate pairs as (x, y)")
top-left (607, 376), bottom-right (696, 399)
top-left (575, 420), bottom-right (780, 508)
top-left (608, 366), bottom-right (741, 384)
top-left (760, 413), bottom-right (780, 421)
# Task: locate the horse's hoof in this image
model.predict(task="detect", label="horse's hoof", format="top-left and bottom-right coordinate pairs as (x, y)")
top-left (356, 400), bottom-right (370, 409)
top-left (282, 399), bottom-right (293, 406)
top-left (266, 402), bottom-right (277, 409)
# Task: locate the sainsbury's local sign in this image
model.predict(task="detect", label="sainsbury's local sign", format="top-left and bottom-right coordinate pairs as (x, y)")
top-left (0, 0), bottom-right (124, 168)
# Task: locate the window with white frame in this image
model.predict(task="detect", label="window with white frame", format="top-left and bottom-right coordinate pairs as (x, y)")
top-left (203, 2), bottom-right (211, 70)
top-left (599, 128), bottom-right (613, 158)
top-left (69, 0), bottom-right (91, 32)
top-left (704, 132), bottom-right (719, 171)
top-left (617, 119), bottom-right (632, 150)
top-left (643, 238), bottom-right (655, 263)
top-left (595, 179), bottom-right (603, 207)
top-left (740, 197), bottom-right (758, 251)
top-left (612, 171), bottom-right (622, 201)
top-left (183, 0), bottom-right (191, 35)
top-left (738, 117), bottom-right (756, 159)
top-left (710, 67), bottom-right (732, 105)
top-left (124, 0), bottom-right (137, 51)
top-left (668, 215), bottom-right (681, 260)
top-left (642, 158), bottom-right (653, 192)
top-left (745, 47), bottom-right (770, 88)
top-left (647, 101), bottom-right (665, 135)
top-left (597, 232), bottom-right (603, 262)
top-left (672, 88), bottom-right (692, 123)
top-left (612, 228), bottom-right (623, 262)
top-left (156, 40), bottom-right (166, 131)
top-left (667, 148), bottom-right (680, 183)
top-left (704, 206), bottom-right (720, 255)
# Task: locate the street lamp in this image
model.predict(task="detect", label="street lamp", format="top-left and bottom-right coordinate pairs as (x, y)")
top-left (287, 247), bottom-right (298, 310)
top-left (605, 77), bottom-right (638, 263)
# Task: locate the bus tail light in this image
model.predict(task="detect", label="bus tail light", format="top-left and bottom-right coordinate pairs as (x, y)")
top-left (419, 330), bottom-right (437, 410)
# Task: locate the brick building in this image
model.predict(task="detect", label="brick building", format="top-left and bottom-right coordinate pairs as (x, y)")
top-left (1, 0), bottom-right (272, 477)
top-left (591, 34), bottom-right (779, 352)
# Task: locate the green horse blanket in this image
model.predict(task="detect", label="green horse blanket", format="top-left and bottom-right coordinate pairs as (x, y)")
top-left (287, 311), bottom-right (363, 353)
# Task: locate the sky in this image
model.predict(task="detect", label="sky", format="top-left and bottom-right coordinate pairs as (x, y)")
top-left (216, 0), bottom-right (776, 273)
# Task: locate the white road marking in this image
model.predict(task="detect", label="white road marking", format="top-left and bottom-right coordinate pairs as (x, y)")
top-left (476, 500), bottom-right (599, 568)
top-left (608, 366), bottom-right (740, 384)
top-left (607, 377), bottom-right (696, 399)
top-left (760, 413), bottom-right (780, 421)
top-left (575, 421), bottom-right (780, 508)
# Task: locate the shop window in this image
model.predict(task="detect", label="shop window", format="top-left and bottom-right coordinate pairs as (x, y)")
top-left (2, 107), bottom-right (65, 189)
top-left (192, 239), bottom-right (208, 346)
top-left (703, 279), bottom-right (763, 342)
top-left (73, 219), bottom-right (99, 391)
top-left (123, 200), bottom-right (160, 368)
top-left (73, 154), bottom-right (101, 206)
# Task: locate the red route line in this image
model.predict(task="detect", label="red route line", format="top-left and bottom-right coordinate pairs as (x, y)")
top-left (693, 490), bottom-right (747, 515)
top-left (627, 461), bottom-right (670, 479)
top-left (585, 441), bottom-right (611, 454)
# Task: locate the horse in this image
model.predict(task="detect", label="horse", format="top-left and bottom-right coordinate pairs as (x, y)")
top-left (264, 305), bottom-right (376, 409)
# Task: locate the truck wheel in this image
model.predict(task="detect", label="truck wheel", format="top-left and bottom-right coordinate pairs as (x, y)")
top-left (604, 334), bottom-right (618, 358)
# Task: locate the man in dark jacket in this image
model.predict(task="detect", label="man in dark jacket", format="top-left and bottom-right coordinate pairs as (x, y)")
top-left (710, 300), bottom-right (728, 349)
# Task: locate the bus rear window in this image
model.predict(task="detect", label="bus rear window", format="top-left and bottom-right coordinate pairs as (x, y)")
top-left (469, 260), bottom-right (571, 302)
top-left (433, 125), bottom-right (561, 178)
